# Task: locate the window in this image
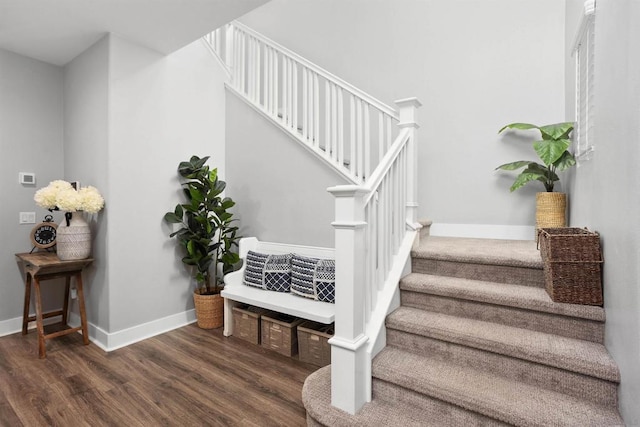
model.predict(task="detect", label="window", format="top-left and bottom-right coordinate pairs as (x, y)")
top-left (573, 0), bottom-right (596, 162)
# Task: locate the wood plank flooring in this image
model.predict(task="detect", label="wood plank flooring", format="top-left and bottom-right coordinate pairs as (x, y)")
top-left (0, 324), bottom-right (318, 426)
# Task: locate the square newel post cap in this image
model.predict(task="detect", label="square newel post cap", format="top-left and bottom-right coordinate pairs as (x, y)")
top-left (395, 97), bottom-right (422, 128)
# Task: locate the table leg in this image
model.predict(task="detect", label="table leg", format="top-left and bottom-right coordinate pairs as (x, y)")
top-left (62, 276), bottom-right (71, 325)
top-left (75, 273), bottom-right (89, 345)
top-left (33, 277), bottom-right (46, 359)
top-left (22, 274), bottom-right (32, 335)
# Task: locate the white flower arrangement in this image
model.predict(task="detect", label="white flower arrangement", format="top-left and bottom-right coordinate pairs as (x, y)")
top-left (34, 180), bottom-right (105, 214)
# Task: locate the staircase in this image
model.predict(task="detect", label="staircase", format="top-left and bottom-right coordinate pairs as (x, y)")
top-left (303, 235), bottom-right (624, 426)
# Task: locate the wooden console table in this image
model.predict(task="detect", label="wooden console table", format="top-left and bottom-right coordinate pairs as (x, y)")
top-left (15, 252), bottom-right (93, 358)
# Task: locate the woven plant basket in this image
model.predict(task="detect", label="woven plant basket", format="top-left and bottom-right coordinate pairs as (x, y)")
top-left (193, 289), bottom-right (224, 329)
top-left (535, 192), bottom-right (567, 241)
top-left (539, 228), bottom-right (603, 305)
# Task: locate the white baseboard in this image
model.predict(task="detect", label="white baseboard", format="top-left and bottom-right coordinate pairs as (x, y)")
top-left (1, 309), bottom-right (197, 352)
top-left (0, 314), bottom-right (66, 337)
top-left (430, 223), bottom-right (535, 241)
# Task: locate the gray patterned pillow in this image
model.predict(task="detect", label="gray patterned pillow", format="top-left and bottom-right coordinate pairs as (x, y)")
top-left (243, 251), bottom-right (292, 292)
top-left (291, 254), bottom-right (335, 303)
top-left (243, 251), bottom-right (268, 289)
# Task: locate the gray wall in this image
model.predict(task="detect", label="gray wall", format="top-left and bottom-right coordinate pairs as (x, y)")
top-left (63, 36), bottom-right (111, 332)
top-left (240, 0), bottom-right (567, 228)
top-left (107, 35), bottom-right (228, 332)
top-left (226, 93), bottom-right (347, 248)
top-left (0, 49), bottom-right (65, 331)
top-left (565, 0), bottom-right (640, 423)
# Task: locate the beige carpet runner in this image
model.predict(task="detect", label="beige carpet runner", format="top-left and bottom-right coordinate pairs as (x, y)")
top-left (303, 236), bottom-right (624, 426)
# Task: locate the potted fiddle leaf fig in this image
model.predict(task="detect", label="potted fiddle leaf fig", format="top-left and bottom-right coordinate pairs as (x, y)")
top-left (164, 155), bottom-right (240, 329)
top-left (495, 122), bottom-right (576, 237)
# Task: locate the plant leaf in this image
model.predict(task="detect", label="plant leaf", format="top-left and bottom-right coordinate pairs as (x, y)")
top-left (533, 138), bottom-right (571, 166)
top-left (553, 150), bottom-right (577, 171)
top-left (498, 123), bottom-right (539, 134)
top-left (510, 172), bottom-right (547, 192)
top-left (538, 122), bottom-right (574, 140)
top-left (164, 212), bottom-right (182, 223)
top-left (495, 160), bottom-right (535, 171)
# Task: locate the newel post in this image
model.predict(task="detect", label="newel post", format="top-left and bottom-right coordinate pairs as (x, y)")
top-left (327, 184), bottom-right (369, 415)
top-left (395, 98), bottom-right (422, 229)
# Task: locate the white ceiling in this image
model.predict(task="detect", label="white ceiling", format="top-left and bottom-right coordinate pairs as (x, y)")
top-left (0, 0), bottom-right (268, 66)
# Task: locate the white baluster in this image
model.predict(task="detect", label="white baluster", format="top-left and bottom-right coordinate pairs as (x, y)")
top-left (364, 103), bottom-right (370, 179)
top-left (293, 62), bottom-right (298, 132)
top-left (314, 73), bottom-right (320, 147)
top-left (273, 50), bottom-right (279, 119)
top-left (337, 87), bottom-right (344, 167)
top-left (378, 112), bottom-right (384, 165)
top-left (356, 99), bottom-right (363, 181)
top-left (325, 81), bottom-right (330, 156)
top-left (331, 83), bottom-right (338, 161)
top-left (303, 69), bottom-right (308, 140)
top-left (350, 95), bottom-right (356, 179)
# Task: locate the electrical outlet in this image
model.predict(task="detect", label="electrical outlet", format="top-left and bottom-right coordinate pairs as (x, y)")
top-left (19, 212), bottom-right (36, 224)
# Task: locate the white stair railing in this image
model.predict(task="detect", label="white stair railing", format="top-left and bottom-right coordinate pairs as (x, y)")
top-left (328, 98), bottom-right (421, 414)
top-left (207, 22), bottom-right (400, 184)
top-left (206, 24), bottom-right (421, 416)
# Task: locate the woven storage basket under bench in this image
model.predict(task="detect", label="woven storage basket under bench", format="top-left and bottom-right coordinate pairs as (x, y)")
top-left (261, 313), bottom-right (304, 357)
top-left (297, 321), bottom-right (334, 367)
top-left (232, 305), bottom-right (273, 345)
top-left (539, 227), bottom-right (603, 306)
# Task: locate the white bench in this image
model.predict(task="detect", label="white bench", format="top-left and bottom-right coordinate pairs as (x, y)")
top-left (221, 237), bottom-right (335, 337)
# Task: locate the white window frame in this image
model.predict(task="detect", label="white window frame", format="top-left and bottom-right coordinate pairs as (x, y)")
top-left (572, 0), bottom-right (596, 162)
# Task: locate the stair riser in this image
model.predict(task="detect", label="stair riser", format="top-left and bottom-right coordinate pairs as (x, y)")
top-left (386, 329), bottom-right (618, 407)
top-left (401, 290), bottom-right (604, 343)
top-left (373, 380), bottom-right (508, 427)
top-left (412, 258), bottom-right (544, 287)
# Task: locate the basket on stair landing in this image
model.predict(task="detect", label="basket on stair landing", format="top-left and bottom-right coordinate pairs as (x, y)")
top-left (539, 227), bottom-right (603, 306)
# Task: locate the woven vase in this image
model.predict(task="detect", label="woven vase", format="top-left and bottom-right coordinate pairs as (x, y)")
top-left (535, 192), bottom-right (567, 240)
top-left (56, 211), bottom-right (91, 260)
top-left (193, 289), bottom-right (224, 329)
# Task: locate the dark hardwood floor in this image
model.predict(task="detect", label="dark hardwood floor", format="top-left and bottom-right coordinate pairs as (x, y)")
top-left (0, 323), bottom-right (318, 426)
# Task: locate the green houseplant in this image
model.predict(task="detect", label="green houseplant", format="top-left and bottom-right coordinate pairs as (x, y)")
top-left (495, 122), bottom-right (576, 236)
top-left (495, 122), bottom-right (576, 192)
top-left (164, 155), bottom-right (240, 328)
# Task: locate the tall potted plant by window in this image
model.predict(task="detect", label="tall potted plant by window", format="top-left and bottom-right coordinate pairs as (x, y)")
top-left (495, 122), bottom-right (576, 238)
top-left (164, 155), bottom-right (240, 329)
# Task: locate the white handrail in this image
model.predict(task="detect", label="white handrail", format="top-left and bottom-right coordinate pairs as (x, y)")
top-left (205, 21), bottom-right (401, 184)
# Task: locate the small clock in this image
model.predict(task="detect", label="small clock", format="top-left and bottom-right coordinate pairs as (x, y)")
top-left (30, 215), bottom-right (57, 249)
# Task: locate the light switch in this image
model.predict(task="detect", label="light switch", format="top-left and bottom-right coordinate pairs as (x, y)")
top-left (19, 212), bottom-right (36, 224)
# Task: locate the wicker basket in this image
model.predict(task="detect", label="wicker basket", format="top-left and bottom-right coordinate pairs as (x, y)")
top-left (261, 313), bottom-right (303, 357)
top-left (193, 289), bottom-right (224, 329)
top-left (539, 228), bottom-right (603, 305)
top-left (232, 305), bottom-right (271, 344)
top-left (297, 321), bottom-right (333, 367)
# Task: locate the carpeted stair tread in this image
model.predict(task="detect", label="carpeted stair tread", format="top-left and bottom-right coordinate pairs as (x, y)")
top-left (387, 307), bottom-right (619, 382)
top-left (400, 273), bottom-right (605, 322)
top-left (373, 347), bottom-right (624, 427)
top-left (412, 236), bottom-right (542, 269)
top-left (303, 365), bottom-right (468, 427)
